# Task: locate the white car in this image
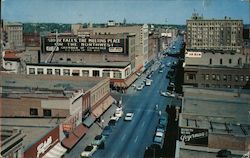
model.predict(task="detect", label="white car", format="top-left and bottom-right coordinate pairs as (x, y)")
top-left (110, 116), bottom-right (119, 121)
top-left (145, 79), bottom-right (152, 86)
top-left (137, 85), bottom-right (144, 91)
top-left (124, 113), bottom-right (134, 121)
top-left (115, 110), bottom-right (123, 118)
top-left (160, 91), bottom-right (175, 97)
top-left (80, 145), bottom-right (98, 158)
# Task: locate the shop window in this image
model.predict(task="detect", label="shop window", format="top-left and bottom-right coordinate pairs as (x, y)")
top-left (43, 109), bottom-right (52, 117)
top-left (37, 68), bottom-right (44, 74)
top-left (29, 68), bottom-right (35, 74)
top-left (63, 69), bottom-right (70, 76)
top-left (55, 69), bottom-right (61, 75)
top-left (82, 70), bottom-right (89, 77)
top-left (30, 108), bottom-right (38, 116)
top-left (47, 69), bottom-right (52, 75)
top-left (93, 70), bottom-right (100, 77)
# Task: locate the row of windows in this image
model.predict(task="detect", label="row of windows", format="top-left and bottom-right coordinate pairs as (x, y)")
top-left (30, 108), bottom-right (51, 117)
top-left (200, 84), bottom-right (243, 89)
top-left (209, 58), bottom-right (241, 65)
top-left (201, 74), bottom-right (249, 82)
top-left (29, 68), bottom-right (123, 79)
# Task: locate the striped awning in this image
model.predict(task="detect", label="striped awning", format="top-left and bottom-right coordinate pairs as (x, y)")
top-left (43, 142), bottom-right (67, 158)
top-left (92, 96), bottom-right (115, 118)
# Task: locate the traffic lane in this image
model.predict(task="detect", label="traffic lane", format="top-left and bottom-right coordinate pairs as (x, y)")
top-left (119, 66), bottom-right (170, 158)
top-left (93, 80), bottom-right (157, 158)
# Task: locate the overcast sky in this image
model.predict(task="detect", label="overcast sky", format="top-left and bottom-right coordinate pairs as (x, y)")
top-left (1, 0), bottom-right (250, 24)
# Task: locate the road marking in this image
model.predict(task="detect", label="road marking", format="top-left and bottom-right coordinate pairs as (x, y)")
top-left (111, 153), bottom-right (115, 158)
top-left (126, 154), bottom-right (130, 158)
top-left (121, 134), bottom-right (126, 141)
top-left (141, 121), bottom-right (145, 127)
top-left (134, 135), bottom-right (138, 143)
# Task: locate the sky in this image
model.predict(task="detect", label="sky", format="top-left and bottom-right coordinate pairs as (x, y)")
top-left (1, 0), bottom-right (250, 24)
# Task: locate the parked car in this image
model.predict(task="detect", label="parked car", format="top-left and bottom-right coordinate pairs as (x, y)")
top-left (137, 85), bottom-right (144, 91)
top-left (80, 145), bottom-right (98, 158)
top-left (115, 110), bottom-right (123, 118)
top-left (124, 112), bottom-right (134, 121)
top-left (159, 116), bottom-right (167, 128)
top-left (101, 126), bottom-right (112, 137)
top-left (91, 135), bottom-right (105, 149)
top-left (160, 91), bottom-right (175, 97)
top-left (153, 132), bottom-right (164, 147)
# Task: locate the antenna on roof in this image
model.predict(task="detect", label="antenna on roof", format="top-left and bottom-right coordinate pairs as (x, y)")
top-left (45, 29), bottom-right (58, 63)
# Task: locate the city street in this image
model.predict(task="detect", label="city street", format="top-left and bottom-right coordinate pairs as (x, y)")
top-left (92, 56), bottom-right (177, 158)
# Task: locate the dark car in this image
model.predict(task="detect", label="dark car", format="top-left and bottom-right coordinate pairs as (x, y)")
top-left (159, 116), bottom-right (167, 127)
top-left (92, 135), bottom-right (105, 149)
top-left (101, 126), bottom-right (112, 137)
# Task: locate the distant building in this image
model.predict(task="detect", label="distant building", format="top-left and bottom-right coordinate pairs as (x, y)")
top-left (72, 24), bottom-right (149, 70)
top-left (186, 13), bottom-right (243, 51)
top-left (1, 50), bottom-right (21, 73)
top-left (3, 22), bottom-right (24, 50)
top-left (28, 32), bottom-right (138, 90)
top-left (176, 86), bottom-right (250, 158)
top-left (184, 15), bottom-right (249, 89)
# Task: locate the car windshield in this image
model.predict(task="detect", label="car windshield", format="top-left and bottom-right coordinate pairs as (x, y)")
top-left (94, 135), bottom-right (102, 140)
top-left (85, 146), bottom-right (93, 151)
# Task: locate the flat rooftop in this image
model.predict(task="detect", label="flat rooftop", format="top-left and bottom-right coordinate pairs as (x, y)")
top-left (1, 118), bottom-right (65, 151)
top-left (1, 72), bottom-right (105, 92)
top-left (180, 87), bottom-right (250, 136)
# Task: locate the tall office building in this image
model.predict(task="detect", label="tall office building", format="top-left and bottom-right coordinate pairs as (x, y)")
top-left (186, 13), bottom-right (243, 51)
top-left (3, 22), bottom-right (23, 50)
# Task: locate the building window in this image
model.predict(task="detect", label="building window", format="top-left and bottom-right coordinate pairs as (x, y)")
top-left (29, 68), bottom-right (35, 74)
top-left (47, 69), bottom-right (52, 75)
top-left (216, 74), bottom-right (220, 81)
top-left (246, 76), bottom-right (249, 82)
top-left (82, 70), bottom-right (89, 77)
top-left (209, 58), bottom-right (212, 65)
top-left (205, 74), bottom-right (209, 80)
top-left (223, 75), bottom-right (227, 81)
top-left (212, 74), bottom-right (216, 80)
top-left (55, 69), bottom-right (61, 75)
top-left (43, 109), bottom-right (51, 117)
top-left (63, 69), bottom-right (70, 76)
top-left (37, 68), bottom-right (44, 74)
top-left (220, 59), bottom-right (223, 65)
top-left (113, 71), bottom-right (122, 79)
top-left (228, 75), bottom-right (232, 81)
top-left (102, 70), bottom-right (110, 78)
top-left (235, 75), bottom-right (239, 82)
top-left (93, 70), bottom-right (100, 77)
top-left (188, 74), bottom-right (195, 80)
top-left (229, 59), bottom-right (232, 64)
top-left (30, 108), bottom-right (38, 116)
top-left (240, 75), bottom-right (244, 82)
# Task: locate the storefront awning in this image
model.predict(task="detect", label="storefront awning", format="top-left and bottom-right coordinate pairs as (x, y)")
top-left (43, 142), bottom-right (67, 158)
top-left (92, 96), bottom-right (115, 118)
top-left (124, 73), bottom-right (138, 87)
top-left (83, 114), bottom-right (96, 128)
top-left (62, 124), bottom-right (88, 149)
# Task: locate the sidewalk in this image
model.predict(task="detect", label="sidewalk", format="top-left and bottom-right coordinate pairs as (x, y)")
top-left (64, 104), bottom-right (118, 158)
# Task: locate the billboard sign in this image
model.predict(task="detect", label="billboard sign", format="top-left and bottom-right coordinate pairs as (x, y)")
top-left (179, 127), bottom-right (208, 146)
top-left (41, 36), bottom-right (127, 53)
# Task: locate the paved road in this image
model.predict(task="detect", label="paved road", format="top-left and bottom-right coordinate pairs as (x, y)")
top-left (93, 56), bottom-right (177, 158)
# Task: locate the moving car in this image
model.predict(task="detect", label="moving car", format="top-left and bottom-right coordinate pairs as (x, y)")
top-left (160, 91), bottom-right (175, 97)
top-left (80, 145), bottom-right (98, 158)
top-left (124, 112), bottom-right (134, 121)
